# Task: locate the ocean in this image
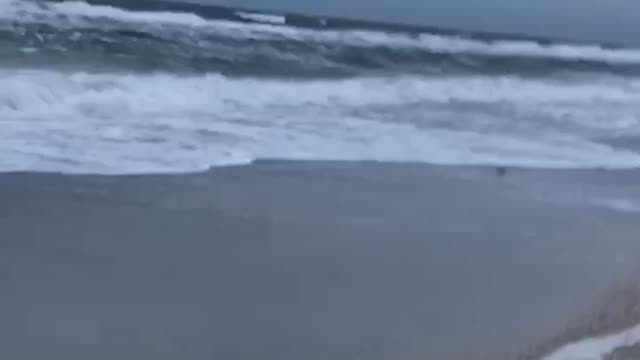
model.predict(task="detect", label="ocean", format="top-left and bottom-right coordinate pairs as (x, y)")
top-left (3, 1), bottom-right (640, 359)
top-left (3, 0), bottom-right (640, 173)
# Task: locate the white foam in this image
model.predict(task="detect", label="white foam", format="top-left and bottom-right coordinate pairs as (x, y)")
top-left (0, 0), bottom-right (211, 27)
top-left (593, 198), bottom-right (640, 213)
top-left (542, 324), bottom-right (640, 360)
top-left (4, 0), bottom-right (640, 65)
top-left (1, 69), bottom-right (640, 173)
top-left (236, 11), bottom-right (285, 25)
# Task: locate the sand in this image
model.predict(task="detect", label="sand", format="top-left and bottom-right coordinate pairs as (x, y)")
top-left (1, 160), bottom-right (640, 359)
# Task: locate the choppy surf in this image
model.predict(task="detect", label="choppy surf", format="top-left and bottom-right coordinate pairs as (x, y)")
top-left (2, 0), bottom-right (640, 174)
top-left (4, 0), bottom-right (640, 76)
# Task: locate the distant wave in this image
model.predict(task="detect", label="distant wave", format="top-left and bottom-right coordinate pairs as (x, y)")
top-left (2, 0), bottom-right (640, 76)
top-left (235, 11), bottom-right (285, 25)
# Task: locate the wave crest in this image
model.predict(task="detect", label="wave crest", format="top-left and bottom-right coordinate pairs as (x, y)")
top-left (2, 0), bottom-right (640, 76)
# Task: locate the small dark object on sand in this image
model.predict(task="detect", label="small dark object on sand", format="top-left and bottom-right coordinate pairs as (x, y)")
top-left (496, 166), bottom-right (508, 177)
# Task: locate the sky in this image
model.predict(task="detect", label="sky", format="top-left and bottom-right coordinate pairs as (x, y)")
top-left (201, 0), bottom-right (638, 45)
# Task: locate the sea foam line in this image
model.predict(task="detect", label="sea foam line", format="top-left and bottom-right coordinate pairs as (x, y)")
top-left (542, 324), bottom-right (640, 360)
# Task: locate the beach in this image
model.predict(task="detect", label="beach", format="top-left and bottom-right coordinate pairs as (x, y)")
top-left (4, 0), bottom-right (640, 358)
top-left (2, 161), bottom-right (640, 359)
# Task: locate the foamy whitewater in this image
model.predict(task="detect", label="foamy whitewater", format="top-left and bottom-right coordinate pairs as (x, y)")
top-left (2, 0), bottom-right (640, 174)
top-left (542, 325), bottom-right (640, 360)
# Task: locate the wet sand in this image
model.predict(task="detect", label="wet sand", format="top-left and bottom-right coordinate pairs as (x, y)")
top-left (1, 160), bottom-right (640, 359)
